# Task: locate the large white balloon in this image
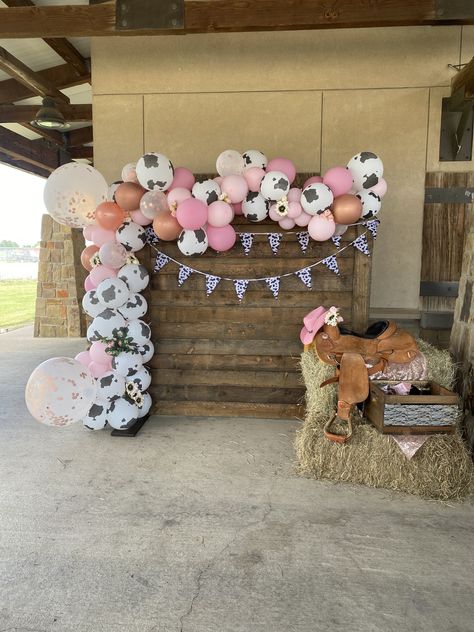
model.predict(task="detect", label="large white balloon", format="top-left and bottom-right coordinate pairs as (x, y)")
top-left (118, 264), bottom-right (149, 293)
top-left (136, 152), bottom-right (174, 191)
top-left (108, 397), bottom-right (139, 430)
top-left (44, 162), bottom-right (108, 228)
top-left (25, 357), bottom-right (96, 426)
top-left (347, 152), bottom-right (384, 191)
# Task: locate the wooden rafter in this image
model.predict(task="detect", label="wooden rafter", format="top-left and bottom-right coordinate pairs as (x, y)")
top-left (0, 0), bottom-right (473, 37)
top-left (0, 149), bottom-right (51, 178)
top-left (0, 103), bottom-right (92, 123)
top-left (69, 146), bottom-right (93, 160)
top-left (19, 122), bottom-right (65, 146)
top-left (0, 126), bottom-right (61, 171)
top-left (67, 125), bottom-right (93, 147)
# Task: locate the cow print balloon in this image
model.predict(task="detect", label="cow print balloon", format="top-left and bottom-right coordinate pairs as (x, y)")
top-left (192, 179), bottom-right (221, 205)
top-left (300, 183), bottom-right (334, 216)
top-left (112, 351), bottom-right (143, 377)
top-left (97, 370), bottom-right (125, 401)
top-left (83, 399), bottom-right (109, 430)
top-left (136, 152), bottom-right (174, 191)
top-left (138, 341), bottom-right (154, 364)
top-left (118, 293), bottom-right (148, 320)
top-left (356, 189), bottom-right (382, 219)
top-left (118, 263), bottom-right (149, 293)
top-left (242, 149), bottom-right (268, 170)
top-left (88, 309), bottom-right (126, 342)
top-left (116, 220), bottom-right (147, 252)
top-left (107, 180), bottom-right (123, 202)
top-left (242, 191), bottom-right (269, 222)
top-left (177, 228), bottom-right (208, 256)
top-left (137, 392), bottom-right (152, 418)
top-left (126, 319), bottom-right (151, 346)
top-left (96, 278), bottom-right (130, 309)
top-left (130, 367), bottom-right (152, 392)
top-left (347, 152), bottom-right (384, 191)
top-left (260, 171), bottom-right (290, 201)
top-left (82, 289), bottom-right (104, 318)
top-left (107, 396), bottom-right (139, 430)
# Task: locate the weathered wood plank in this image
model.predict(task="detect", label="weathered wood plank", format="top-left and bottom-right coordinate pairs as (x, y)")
top-left (351, 226), bottom-right (372, 330)
top-left (151, 384), bottom-right (304, 404)
top-left (149, 289), bottom-right (352, 307)
top-left (150, 353), bottom-right (300, 372)
top-left (153, 321), bottom-right (303, 341)
top-left (154, 338), bottom-right (305, 356)
top-left (153, 400), bottom-right (303, 419)
top-left (151, 368), bottom-right (302, 388)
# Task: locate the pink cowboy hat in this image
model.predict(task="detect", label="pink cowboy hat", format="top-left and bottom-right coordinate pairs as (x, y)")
top-left (300, 306), bottom-right (329, 345)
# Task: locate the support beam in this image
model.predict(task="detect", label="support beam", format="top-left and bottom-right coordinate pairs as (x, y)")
top-left (0, 126), bottom-right (60, 171)
top-left (69, 146), bottom-right (93, 160)
top-left (67, 125), bottom-right (93, 147)
top-left (0, 0), bottom-right (473, 37)
top-left (20, 122), bottom-right (66, 146)
top-left (0, 103), bottom-right (92, 123)
top-left (0, 149), bottom-right (51, 178)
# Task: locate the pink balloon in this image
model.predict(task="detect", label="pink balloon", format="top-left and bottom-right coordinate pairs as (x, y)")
top-left (232, 202), bottom-right (243, 216)
top-left (214, 176), bottom-right (224, 187)
top-left (266, 158), bottom-right (296, 184)
top-left (268, 204), bottom-right (281, 222)
top-left (91, 226), bottom-right (116, 247)
top-left (294, 211), bottom-right (312, 227)
top-left (279, 217), bottom-right (296, 230)
top-left (287, 201), bottom-right (303, 219)
top-left (130, 209), bottom-right (153, 226)
top-left (221, 175), bottom-right (248, 203)
top-left (302, 175), bottom-right (323, 189)
top-left (176, 197), bottom-right (208, 230)
top-left (83, 225), bottom-right (94, 241)
top-left (207, 201), bottom-right (234, 227)
top-left (323, 166), bottom-right (353, 197)
top-left (169, 167), bottom-right (195, 191)
top-left (244, 167), bottom-right (265, 192)
top-left (84, 275), bottom-right (96, 291)
top-left (99, 241), bottom-right (128, 268)
top-left (369, 177), bottom-right (387, 198)
top-left (287, 187), bottom-right (302, 203)
top-left (308, 213), bottom-right (336, 241)
top-left (90, 264), bottom-right (117, 286)
top-left (207, 224), bottom-right (236, 252)
top-left (89, 341), bottom-right (111, 365)
top-left (75, 350), bottom-right (91, 366)
top-left (88, 361), bottom-right (109, 379)
top-left (167, 187), bottom-right (192, 209)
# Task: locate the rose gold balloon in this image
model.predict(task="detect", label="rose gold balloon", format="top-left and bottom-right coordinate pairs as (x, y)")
top-left (152, 211), bottom-right (182, 241)
top-left (114, 182), bottom-right (146, 212)
top-left (80, 244), bottom-right (99, 271)
top-left (331, 194), bottom-right (363, 225)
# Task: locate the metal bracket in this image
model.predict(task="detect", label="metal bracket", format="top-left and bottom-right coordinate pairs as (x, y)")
top-left (439, 91), bottom-right (474, 162)
top-left (116, 0), bottom-right (184, 30)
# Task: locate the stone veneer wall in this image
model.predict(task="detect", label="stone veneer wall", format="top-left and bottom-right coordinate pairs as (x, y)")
top-left (34, 214), bottom-right (87, 338)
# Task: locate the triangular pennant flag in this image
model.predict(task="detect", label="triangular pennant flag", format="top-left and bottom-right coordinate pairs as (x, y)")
top-left (295, 267), bottom-right (312, 289)
top-left (154, 252), bottom-right (170, 272)
top-left (205, 275), bottom-right (221, 296)
top-left (234, 279), bottom-right (249, 301)
top-left (331, 235), bottom-right (342, 248)
top-left (178, 265), bottom-right (193, 286)
top-left (267, 233), bottom-right (283, 255)
top-left (144, 225), bottom-right (159, 245)
top-left (353, 233), bottom-right (371, 256)
top-left (297, 232), bottom-right (310, 253)
top-left (239, 232), bottom-right (254, 256)
top-left (265, 276), bottom-right (280, 299)
top-left (365, 219), bottom-right (380, 239)
top-left (322, 255), bottom-right (340, 275)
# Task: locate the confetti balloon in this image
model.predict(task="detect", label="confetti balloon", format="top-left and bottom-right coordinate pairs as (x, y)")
top-left (216, 149), bottom-right (244, 177)
top-left (140, 190), bottom-right (169, 220)
top-left (98, 241), bottom-right (128, 269)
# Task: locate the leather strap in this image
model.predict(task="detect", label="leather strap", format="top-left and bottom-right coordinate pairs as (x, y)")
top-left (324, 412), bottom-right (353, 444)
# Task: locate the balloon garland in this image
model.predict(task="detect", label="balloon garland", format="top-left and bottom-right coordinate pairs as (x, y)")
top-left (25, 148), bottom-right (386, 433)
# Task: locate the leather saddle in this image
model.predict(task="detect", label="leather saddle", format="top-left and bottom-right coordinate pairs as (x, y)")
top-left (306, 320), bottom-right (419, 443)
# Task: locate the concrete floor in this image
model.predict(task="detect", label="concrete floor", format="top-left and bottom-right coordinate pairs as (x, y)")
top-left (1, 327), bottom-right (473, 632)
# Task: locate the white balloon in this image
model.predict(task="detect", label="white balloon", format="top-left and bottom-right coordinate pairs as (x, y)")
top-left (136, 152), bottom-right (174, 191)
top-left (260, 171), bottom-right (290, 201)
top-left (83, 399), bottom-right (109, 430)
top-left (300, 183), bottom-right (334, 216)
top-left (333, 224), bottom-right (349, 237)
top-left (108, 397), bottom-right (139, 430)
top-left (118, 293), bottom-right (148, 320)
top-left (96, 370), bottom-right (125, 401)
top-left (177, 228), bottom-right (208, 256)
top-left (137, 392), bottom-right (152, 418)
top-left (347, 152), bottom-right (384, 191)
top-left (116, 220), bottom-right (147, 252)
top-left (107, 180), bottom-right (123, 202)
top-left (118, 264), bottom-right (149, 293)
top-left (96, 278), bottom-right (130, 309)
top-left (82, 289), bottom-right (104, 318)
top-left (130, 367), bottom-right (152, 392)
top-left (88, 309), bottom-right (126, 342)
top-left (43, 162), bottom-right (108, 228)
top-left (242, 192), bottom-right (268, 222)
top-left (241, 149), bottom-right (268, 171)
top-left (216, 149), bottom-right (244, 177)
top-left (192, 179), bottom-right (221, 205)
top-left (138, 341), bottom-right (154, 363)
top-left (112, 351), bottom-right (143, 377)
top-left (126, 319), bottom-right (151, 346)
top-left (356, 189), bottom-right (382, 219)
top-left (121, 162), bottom-right (138, 183)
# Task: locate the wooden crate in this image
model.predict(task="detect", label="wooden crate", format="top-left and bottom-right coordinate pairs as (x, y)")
top-left (364, 381), bottom-right (459, 435)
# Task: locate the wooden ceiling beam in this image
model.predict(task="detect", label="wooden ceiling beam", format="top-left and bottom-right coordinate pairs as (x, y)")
top-left (69, 146), bottom-right (93, 160)
top-left (0, 126), bottom-right (60, 171)
top-left (0, 149), bottom-right (51, 178)
top-left (67, 125), bottom-right (93, 147)
top-left (20, 122), bottom-right (66, 146)
top-left (0, 0), bottom-right (473, 37)
top-left (0, 103), bottom-right (92, 123)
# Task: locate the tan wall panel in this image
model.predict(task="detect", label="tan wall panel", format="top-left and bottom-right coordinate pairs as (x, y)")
top-left (91, 26), bottom-right (458, 95)
top-left (461, 26), bottom-right (474, 63)
top-left (322, 89), bottom-right (429, 310)
top-left (93, 95), bottom-right (144, 183)
top-left (144, 92), bottom-right (321, 173)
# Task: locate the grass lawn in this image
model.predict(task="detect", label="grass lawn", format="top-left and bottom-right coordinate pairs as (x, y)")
top-left (0, 280), bottom-right (37, 330)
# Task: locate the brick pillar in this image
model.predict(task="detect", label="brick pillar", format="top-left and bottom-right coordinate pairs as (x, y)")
top-left (34, 214), bottom-right (87, 338)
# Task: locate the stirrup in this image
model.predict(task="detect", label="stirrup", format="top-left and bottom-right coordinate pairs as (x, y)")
top-left (323, 411), bottom-right (353, 444)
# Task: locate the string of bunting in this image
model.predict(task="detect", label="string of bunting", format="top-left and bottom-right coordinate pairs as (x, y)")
top-left (146, 220), bottom-right (378, 301)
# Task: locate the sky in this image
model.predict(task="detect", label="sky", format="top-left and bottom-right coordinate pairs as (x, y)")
top-left (0, 163), bottom-right (47, 246)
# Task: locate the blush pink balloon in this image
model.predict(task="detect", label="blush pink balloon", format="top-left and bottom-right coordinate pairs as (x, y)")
top-left (266, 158), bottom-right (296, 184)
top-left (89, 341), bottom-right (111, 365)
top-left (287, 187), bottom-right (302, 203)
top-left (91, 226), bottom-right (116, 247)
top-left (268, 204), bottom-right (281, 222)
top-left (279, 217), bottom-right (296, 230)
top-left (167, 187), bottom-right (192, 208)
top-left (221, 175), bottom-right (248, 203)
top-left (323, 166), bottom-right (353, 197)
top-left (84, 275), bottom-right (96, 291)
top-left (302, 175), bottom-right (323, 189)
top-left (294, 211), bottom-right (312, 227)
top-left (75, 350), bottom-right (91, 366)
top-left (232, 202), bottom-right (243, 216)
top-left (287, 201), bottom-right (303, 219)
top-left (369, 177), bottom-right (387, 198)
top-left (308, 213), bottom-right (336, 241)
top-left (244, 167), bottom-right (265, 192)
top-left (169, 167), bottom-right (195, 191)
top-left (207, 224), bottom-right (237, 252)
top-left (88, 361), bottom-right (109, 379)
top-left (214, 176), bottom-right (224, 187)
top-left (99, 241), bottom-right (128, 268)
top-left (207, 201), bottom-right (234, 227)
top-left (83, 225), bottom-right (95, 241)
top-left (176, 198), bottom-right (208, 230)
top-left (89, 264), bottom-right (117, 286)
top-left (130, 209), bottom-right (153, 226)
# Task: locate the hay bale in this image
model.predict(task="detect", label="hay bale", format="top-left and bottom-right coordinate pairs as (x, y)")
top-left (296, 343), bottom-right (473, 501)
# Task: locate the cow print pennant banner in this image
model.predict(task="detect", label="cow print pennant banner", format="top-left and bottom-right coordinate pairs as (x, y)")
top-left (267, 233), bottom-right (283, 255)
top-left (322, 255), bottom-right (340, 275)
top-left (239, 232), bottom-right (254, 256)
top-left (295, 267), bottom-right (312, 289)
top-left (297, 231), bottom-right (310, 253)
top-left (352, 233), bottom-right (371, 256)
top-left (205, 275), bottom-right (221, 296)
top-left (365, 219), bottom-right (380, 239)
top-left (145, 225), bottom-right (159, 245)
top-left (178, 265), bottom-right (193, 286)
top-left (234, 279), bottom-right (249, 301)
top-left (154, 252), bottom-right (170, 272)
top-left (331, 235), bottom-right (342, 249)
top-left (265, 276), bottom-right (280, 299)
